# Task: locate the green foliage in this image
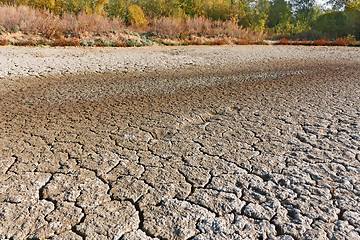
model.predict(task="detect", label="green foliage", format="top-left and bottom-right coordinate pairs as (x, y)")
top-left (202, 0), bottom-right (232, 21)
top-left (105, 0), bottom-right (129, 19)
top-left (179, 0), bottom-right (204, 17)
top-left (312, 1), bottom-right (359, 39)
top-left (267, 0), bottom-right (293, 28)
top-left (313, 11), bottom-right (347, 37)
top-left (246, 0), bottom-right (270, 31)
top-left (345, 0), bottom-right (360, 38)
top-left (63, 0), bottom-right (109, 15)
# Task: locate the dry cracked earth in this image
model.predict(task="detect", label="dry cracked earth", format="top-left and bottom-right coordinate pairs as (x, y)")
top-left (0, 46), bottom-right (360, 240)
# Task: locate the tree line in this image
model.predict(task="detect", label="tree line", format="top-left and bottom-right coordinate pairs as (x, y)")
top-left (1, 0), bottom-right (359, 39)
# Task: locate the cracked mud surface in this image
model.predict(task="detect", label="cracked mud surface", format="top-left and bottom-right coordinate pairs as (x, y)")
top-left (0, 46), bottom-right (360, 239)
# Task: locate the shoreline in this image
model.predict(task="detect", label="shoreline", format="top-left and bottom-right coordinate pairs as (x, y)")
top-left (1, 45), bottom-right (359, 80)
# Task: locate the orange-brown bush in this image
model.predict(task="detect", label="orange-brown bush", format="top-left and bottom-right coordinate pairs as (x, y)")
top-left (0, 5), bottom-right (62, 38)
top-left (52, 38), bottom-right (68, 46)
top-left (332, 37), bottom-right (347, 46)
top-left (314, 39), bottom-right (330, 46)
top-left (345, 36), bottom-right (357, 45)
top-left (212, 38), bottom-right (227, 45)
top-left (277, 38), bottom-right (291, 45)
top-left (204, 37), bottom-right (228, 45)
top-left (68, 38), bottom-right (80, 46)
top-left (347, 38), bottom-right (357, 45)
top-left (185, 17), bottom-right (250, 38)
top-left (0, 39), bottom-right (7, 45)
top-left (114, 41), bottom-right (126, 47)
top-left (236, 38), bottom-right (253, 45)
top-left (149, 17), bottom-right (183, 38)
top-left (60, 12), bottom-right (125, 35)
top-left (301, 39), bottom-right (312, 45)
top-left (292, 39), bottom-right (301, 45)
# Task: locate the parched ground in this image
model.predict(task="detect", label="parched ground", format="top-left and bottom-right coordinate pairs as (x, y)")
top-left (0, 46), bottom-right (359, 240)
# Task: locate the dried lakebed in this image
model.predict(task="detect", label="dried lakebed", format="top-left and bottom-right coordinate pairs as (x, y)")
top-left (0, 46), bottom-right (360, 239)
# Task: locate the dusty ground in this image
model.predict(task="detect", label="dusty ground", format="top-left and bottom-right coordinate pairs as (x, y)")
top-left (0, 45), bottom-right (360, 240)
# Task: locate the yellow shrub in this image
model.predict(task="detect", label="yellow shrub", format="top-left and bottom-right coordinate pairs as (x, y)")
top-left (30, 0), bottom-right (56, 11)
top-left (128, 4), bottom-right (148, 26)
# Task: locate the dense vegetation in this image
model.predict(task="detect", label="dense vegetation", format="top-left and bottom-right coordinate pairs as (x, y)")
top-left (0, 0), bottom-right (359, 41)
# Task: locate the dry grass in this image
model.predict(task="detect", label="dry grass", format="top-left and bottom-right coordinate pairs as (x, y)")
top-left (147, 16), bottom-right (257, 39)
top-left (60, 12), bottom-right (125, 36)
top-left (0, 5), bottom-right (258, 40)
top-left (0, 5), bottom-right (263, 46)
top-left (0, 5), bottom-right (62, 38)
top-left (149, 17), bottom-right (184, 38)
top-left (0, 5), bottom-right (125, 39)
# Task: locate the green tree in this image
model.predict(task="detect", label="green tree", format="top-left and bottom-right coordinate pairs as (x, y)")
top-left (179, 0), bottom-right (204, 17)
top-left (267, 0), bottom-right (293, 28)
top-left (344, 0), bottom-right (360, 38)
top-left (327, 0), bottom-right (351, 10)
top-left (202, 0), bottom-right (232, 21)
top-left (312, 11), bottom-right (348, 37)
top-left (247, 0), bottom-right (270, 31)
top-left (290, 0), bottom-right (320, 31)
top-left (105, 0), bottom-right (130, 18)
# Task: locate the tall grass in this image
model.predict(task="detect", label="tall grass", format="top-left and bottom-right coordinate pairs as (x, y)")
top-left (0, 5), bottom-right (125, 38)
top-left (0, 5), bottom-right (260, 42)
top-left (147, 16), bottom-right (255, 39)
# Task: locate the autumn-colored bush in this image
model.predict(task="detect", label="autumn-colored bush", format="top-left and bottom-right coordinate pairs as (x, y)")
top-left (345, 35), bottom-right (357, 45)
top-left (185, 17), bottom-right (251, 38)
top-left (187, 38), bottom-right (203, 45)
top-left (0, 5), bottom-right (125, 39)
top-left (332, 37), bottom-right (347, 46)
top-left (0, 5), bottom-right (62, 38)
top-left (61, 12), bottom-right (125, 35)
top-left (127, 5), bottom-right (148, 26)
top-left (236, 38), bottom-right (253, 45)
top-left (0, 5), bottom-right (266, 47)
top-left (148, 16), bottom-right (255, 39)
top-left (0, 39), bottom-right (7, 45)
top-left (212, 38), bottom-right (227, 45)
top-left (2, 4), bottom-right (357, 48)
top-left (68, 38), bottom-right (80, 46)
top-left (52, 38), bottom-right (68, 46)
top-left (277, 38), bottom-right (291, 45)
top-left (301, 39), bottom-right (312, 45)
top-left (292, 38), bottom-right (301, 45)
top-left (114, 41), bottom-right (125, 47)
top-left (314, 39), bottom-right (330, 46)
